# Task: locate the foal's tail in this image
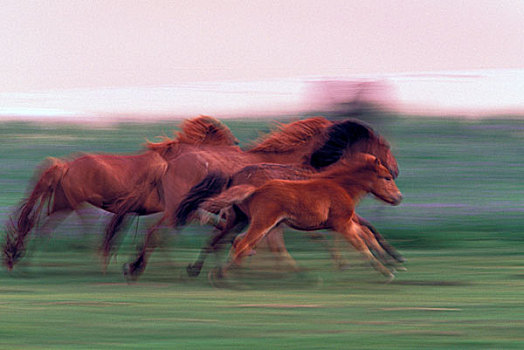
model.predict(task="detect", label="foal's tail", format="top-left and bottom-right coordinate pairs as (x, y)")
top-left (174, 172), bottom-right (231, 227)
top-left (3, 158), bottom-right (68, 269)
top-left (198, 184), bottom-right (256, 218)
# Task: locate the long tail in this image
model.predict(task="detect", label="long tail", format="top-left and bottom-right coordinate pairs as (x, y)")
top-left (174, 172), bottom-right (231, 227)
top-left (15, 158), bottom-right (67, 235)
top-left (3, 158), bottom-right (67, 268)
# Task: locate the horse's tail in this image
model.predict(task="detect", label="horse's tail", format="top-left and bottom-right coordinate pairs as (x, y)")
top-left (16, 157), bottom-right (67, 234)
top-left (3, 158), bottom-right (68, 269)
top-left (174, 172), bottom-right (231, 227)
top-left (198, 184), bottom-right (256, 223)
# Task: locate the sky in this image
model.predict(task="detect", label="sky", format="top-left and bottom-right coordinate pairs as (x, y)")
top-left (1, 1), bottom-right (524, 117)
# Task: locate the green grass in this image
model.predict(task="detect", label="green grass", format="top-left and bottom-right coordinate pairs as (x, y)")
top-left (0, 116), bottom-right (523, 349)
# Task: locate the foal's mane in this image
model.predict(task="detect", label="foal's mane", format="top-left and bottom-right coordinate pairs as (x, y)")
top-left (247, 117), bottom-right (332, 153)
top-left (309, 118), bottom-right (385, 169)
top-left (145, 115), bottom-right (238, 154)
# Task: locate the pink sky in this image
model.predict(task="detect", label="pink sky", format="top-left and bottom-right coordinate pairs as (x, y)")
top-left (2, 0), bottom-right (524, 93)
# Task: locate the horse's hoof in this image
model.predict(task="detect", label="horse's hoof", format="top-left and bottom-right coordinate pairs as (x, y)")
top-left (122, 263), bottom-right (137, 283)
top-left (186, 264), bottom-right (202, 277)
top-left (337, 262), bottom-right (351, 271)
top-left (207, 268), bottom-right (226, 288)
top-left (384, 273), bottom-right (395, 284)
top-left (394, 255), bottom-right (406, 264)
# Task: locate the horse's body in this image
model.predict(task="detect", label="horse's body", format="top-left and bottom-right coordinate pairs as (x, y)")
top-left (176, 162), bottom-right (404, 277)
top-left (3, 116), bottom-right (239, 270)
top-left (118, 117), bottom-right (399, 279)
top-left (198, 155), bottom-right (403, 280)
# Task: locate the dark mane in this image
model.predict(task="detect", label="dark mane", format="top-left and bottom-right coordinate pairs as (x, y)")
top-left (247, 117), bottom-right (332, 153)
top-left (309, 118), bottom-right (378, 169)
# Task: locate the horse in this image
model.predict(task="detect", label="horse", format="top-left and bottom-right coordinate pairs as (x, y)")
top-left (116, 116), bottom-right (399, 279)
top-left (195, 154), bottom-right (403, 281)
top-left (3, 116), bottom-right (239, 271)
top-left (175, 162), bottom-right (405, 277)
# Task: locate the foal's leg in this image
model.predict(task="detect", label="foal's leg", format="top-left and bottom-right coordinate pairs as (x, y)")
top-left (265, 226), bottom-right (299, 271)
top-left (187, 208), bottom-right (244, 277)
top-left (356, 223), bottom-right (395, 266)
top-left (336, 219), bottom-right (394, 280)
top-left (220, 214), bottom-right (282, 277)
top-left (355, 215), bottom-right (405, 264)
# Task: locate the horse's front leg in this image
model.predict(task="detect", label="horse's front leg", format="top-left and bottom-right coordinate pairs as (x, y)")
top-left (355, 214), bottom-right (405, 264)
top-left (101, 212), bottom-right (130, 271)
top-left (336, 219), bottom-right (395, 281)
top-left (123, 216), bottom-right (167, 281)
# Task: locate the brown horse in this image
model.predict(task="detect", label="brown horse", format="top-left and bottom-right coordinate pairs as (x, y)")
top-left (176, 162), bottom-right (405, 277)
top-left (3, 116), bottom-right (238, 270)
top-left (117, 116), bottom-right (399, 279)
top-left (197, 154), bottom-right (403, 281)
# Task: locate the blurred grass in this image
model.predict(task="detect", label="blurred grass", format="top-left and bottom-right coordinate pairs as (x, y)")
top-left (0, 116), bottom-right (523, 349)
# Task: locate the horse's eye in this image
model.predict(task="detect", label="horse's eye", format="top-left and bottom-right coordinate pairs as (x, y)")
top-left (384, 176), bottom-right (392, 181)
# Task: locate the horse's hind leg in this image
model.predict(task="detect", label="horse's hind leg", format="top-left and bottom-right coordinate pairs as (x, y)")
top-left (34, 209), bottom-right (73, 237)
top-left (336, 219), bottom-right (394, 281)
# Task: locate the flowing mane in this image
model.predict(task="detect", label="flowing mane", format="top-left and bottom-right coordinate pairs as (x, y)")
top-left (309, 118), bottom-right (387, 170)
top-left (247, 117), bottom-right (332, 153)
top-left (145, 115), bottom-right (238, 155)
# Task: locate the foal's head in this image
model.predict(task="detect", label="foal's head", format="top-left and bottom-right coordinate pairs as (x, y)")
top-left (356, 154), bottom-right (402, 206)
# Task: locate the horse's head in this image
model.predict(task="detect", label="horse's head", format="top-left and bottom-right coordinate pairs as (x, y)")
top-left (362, 154), bottom-right (402, 206)
top-left (3, 221), bottom-right (24, 271)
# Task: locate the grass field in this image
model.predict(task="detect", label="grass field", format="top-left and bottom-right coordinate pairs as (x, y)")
top-left (1, 116), bottom-right (523, 349)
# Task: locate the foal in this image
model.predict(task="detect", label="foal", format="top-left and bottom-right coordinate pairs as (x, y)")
top-left (200, 154), bottom-right (403, 280)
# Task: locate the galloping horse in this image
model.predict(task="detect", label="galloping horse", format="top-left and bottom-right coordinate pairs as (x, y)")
top-left (176, 162), bottom-right (404, 277)
top-left (196, 154), bottom-right (403, 280)
top-left (3, 116), bottom-right (238, 270)
top-left (116, 116), bottom-right (399, 279)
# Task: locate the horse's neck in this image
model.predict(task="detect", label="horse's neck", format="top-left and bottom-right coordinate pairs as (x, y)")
top-left (323, 168), bottom-right (374, 199)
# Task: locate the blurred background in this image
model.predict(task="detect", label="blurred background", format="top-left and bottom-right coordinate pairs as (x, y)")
top-left (1, 1), bottom-right (523, 349)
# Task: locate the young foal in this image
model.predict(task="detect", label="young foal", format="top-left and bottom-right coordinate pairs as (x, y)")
top-left (176, 163), bottom-right (404, 277)
top-left (199, 154), bottom-right (403, 280)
